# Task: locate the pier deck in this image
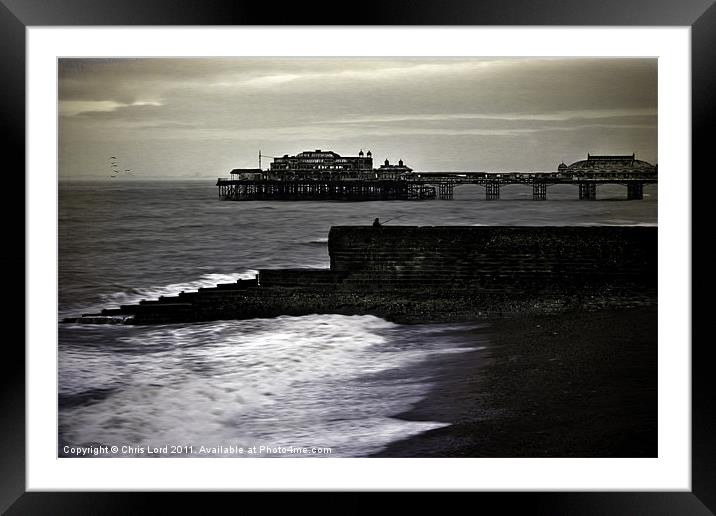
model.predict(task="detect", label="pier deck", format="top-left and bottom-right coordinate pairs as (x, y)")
top-left (216, 171), bottom-right (657, 201)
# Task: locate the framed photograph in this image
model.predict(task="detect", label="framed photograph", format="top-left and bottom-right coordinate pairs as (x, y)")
top-left (6, 0), bottom-right (710, 512)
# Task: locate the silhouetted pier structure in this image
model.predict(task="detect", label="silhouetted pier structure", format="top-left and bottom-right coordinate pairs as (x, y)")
top-left (216, 153), bottom-right (657, 201)
top-left (217, 180), bottom-right (437, 201)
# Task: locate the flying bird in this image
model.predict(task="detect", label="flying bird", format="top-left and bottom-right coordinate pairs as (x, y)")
top-left (108, 156), bottom-right (138, 178)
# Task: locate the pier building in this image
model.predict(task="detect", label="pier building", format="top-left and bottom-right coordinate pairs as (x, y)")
top-left (217, 151), bottom-right (657, 201)
top-left (268, 149), bottom-right (374, 180)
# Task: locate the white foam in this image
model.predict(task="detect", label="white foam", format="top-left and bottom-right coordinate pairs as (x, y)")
top-left (59, 314), bottom-right (478, 457)
top-left (99, 271), bottom-right (258, 308)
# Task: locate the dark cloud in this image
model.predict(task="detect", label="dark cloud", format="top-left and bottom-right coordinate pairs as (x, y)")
top-left (59, 57), bottom-right (657, 178)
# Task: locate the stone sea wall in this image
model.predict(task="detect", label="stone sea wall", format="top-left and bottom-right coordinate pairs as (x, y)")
top-left (65, 226), bottom-right (657, 325)
top-left (328, 226), bottom-right (656, 293)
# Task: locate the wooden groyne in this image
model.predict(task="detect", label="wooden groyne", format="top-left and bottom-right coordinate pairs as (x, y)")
top-left (64, 226), bottom-right (657, 325)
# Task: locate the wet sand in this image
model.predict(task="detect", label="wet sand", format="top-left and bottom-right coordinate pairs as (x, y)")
top-left (373, 306), bottom-right (657, 457)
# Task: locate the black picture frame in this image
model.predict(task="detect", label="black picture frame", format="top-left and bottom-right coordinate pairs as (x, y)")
top-left (4, 0), bottom-right (710, 512)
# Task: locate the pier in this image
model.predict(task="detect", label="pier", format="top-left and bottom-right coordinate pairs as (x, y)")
top-left (216, 153), bottom-right (657, 201)
top-left (217, 171), bottom-right (657, 201)
top-left (216, 179), bottom-right (437, 201)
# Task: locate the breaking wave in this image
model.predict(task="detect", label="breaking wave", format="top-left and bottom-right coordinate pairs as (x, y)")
top-left (59, 314), bottom-right (483, 457)
top-left (98, 271), bottom-right (259, 309)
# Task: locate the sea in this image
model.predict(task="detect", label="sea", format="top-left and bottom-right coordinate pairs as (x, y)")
top-left (58, 180), bottom-right (657, 457)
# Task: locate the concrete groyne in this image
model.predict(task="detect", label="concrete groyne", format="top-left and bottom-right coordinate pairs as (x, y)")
top-left (64, 226), bottom-right (657, 325)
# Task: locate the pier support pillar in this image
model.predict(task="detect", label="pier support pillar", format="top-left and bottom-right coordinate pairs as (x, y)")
top-left (408, 183), bottom-right (419, 200)
top-left (532, 183), bottom-right (547, 200)
top-left (627, 182), bottom-right (644, 200)
top-left (579, 183), bottom-right (597, 200)
top-left (438, 183), bottom-right (454, 200)
top-left (485, 182), bottom-right (500, 200)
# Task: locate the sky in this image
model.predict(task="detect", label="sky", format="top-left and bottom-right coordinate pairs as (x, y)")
top-left (58, 57), bottom-right (657, 179)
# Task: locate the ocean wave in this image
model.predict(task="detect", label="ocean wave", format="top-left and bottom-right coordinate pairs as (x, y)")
top-left (575, 221), bottom-right (657, 227)
top-left (58, 314), bottom-right (481, 457)
top-left (301, 237), bottom-right (329, 246)
top-left (98, 271), bottom-right (258, 308)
